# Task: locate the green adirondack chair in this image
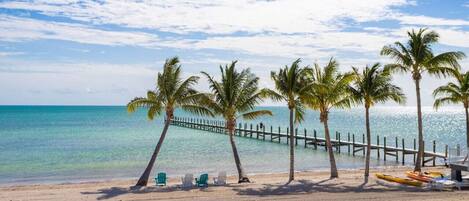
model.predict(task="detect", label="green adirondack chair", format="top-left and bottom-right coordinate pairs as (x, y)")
top-left (155, 172), bottom-right (167, 186)
top-left (195, 173), bottom-right (208, 187)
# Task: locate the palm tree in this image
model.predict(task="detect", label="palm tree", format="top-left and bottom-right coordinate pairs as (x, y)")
top-left (200, 61), bottom-right (272, 183)
top-left (264, 58), bottom-right (310, 182)
top-left (127, 57), bottom-right (212, 186)
top-left (350, 63), bottom-right (405, 181)
top-left (433, 67), bottom-right (469, 148)
top-left (380, 28), bottom-right (465, 172)
top-left (304, 58), bottom-right (353, 178)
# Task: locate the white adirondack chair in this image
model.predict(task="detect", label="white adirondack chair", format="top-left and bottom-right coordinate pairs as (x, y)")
top-left (213, 171), bottom-right (227, 185)
top-left (181, 173), bottom-right (193, 188)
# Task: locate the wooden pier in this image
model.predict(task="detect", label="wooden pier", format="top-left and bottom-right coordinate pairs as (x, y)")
top-left (170, 116), bottom-right (450, 166)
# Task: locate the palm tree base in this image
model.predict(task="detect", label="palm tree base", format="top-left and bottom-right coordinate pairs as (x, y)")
top-left (135, 179), bottom-right (148, 187)
top-left (238, 177), bottom-right (251, 183)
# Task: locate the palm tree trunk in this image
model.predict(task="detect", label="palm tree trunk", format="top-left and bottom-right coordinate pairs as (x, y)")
top-left (323, 113), bottom-right (338, 178)
top-left (414, 79), bottom-right (423, 172)
top-left (228, 119), bottom-right (250, 183)
top-left (465, 106), bottom-right (469, 148)
top-left (135, 115), bottom-right (171, 186)
top-left (364, 106), bottom-right (371, 180)
top-left (289, 108), bottom-right (295, 182)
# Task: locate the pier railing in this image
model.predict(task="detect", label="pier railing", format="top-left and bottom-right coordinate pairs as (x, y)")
top-left (170, 116), bottom-right (454, 166)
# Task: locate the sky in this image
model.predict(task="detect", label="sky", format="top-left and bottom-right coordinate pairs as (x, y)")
top-left (0, 0), bottom-right (468, 106)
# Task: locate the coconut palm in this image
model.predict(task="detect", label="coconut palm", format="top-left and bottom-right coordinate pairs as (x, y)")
top-left (127, 57), bottom-right (212, 186)
top-left (304, 58), bottom-right (353, 178)
top-left (200, 61), bottom-right (272, 183)
top-left (380, 28), bottom-right (465, 172)
top-left (264, 58), bottom-right (310, 182)
top-left (433, 67), bottom-right (469, 147)
top-left (350, 63), bottom-right (405, 181)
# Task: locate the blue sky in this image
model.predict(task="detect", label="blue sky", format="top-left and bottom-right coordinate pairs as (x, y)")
top-left (0, 0), bottom-right (468, 106)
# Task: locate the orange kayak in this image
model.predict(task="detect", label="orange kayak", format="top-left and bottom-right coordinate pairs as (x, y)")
top-left (405, 171), bottom-right (434, 183)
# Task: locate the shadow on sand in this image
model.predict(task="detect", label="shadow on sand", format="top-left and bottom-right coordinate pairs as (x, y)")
top-left (232, 179), bottom-right (427, 197)
top-left (81, 179), bottom-right (428, 200)
top-left (81, 184), bottom-right (230, 200)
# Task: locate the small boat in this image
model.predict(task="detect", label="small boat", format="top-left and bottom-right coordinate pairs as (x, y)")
top-left (406, 171), bottom-right (434, 183)
top-left (375, 173), bottom-right (422, 187)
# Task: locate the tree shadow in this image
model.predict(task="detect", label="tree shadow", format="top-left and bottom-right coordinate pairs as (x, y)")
top-left (233, 179), bottom-right (426, 197)
top-left (81, 184), bottom-right (220, 200)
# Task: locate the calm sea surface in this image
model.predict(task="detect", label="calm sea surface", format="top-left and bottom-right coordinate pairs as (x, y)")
top-left (0, 106), bottom-right (466, 185)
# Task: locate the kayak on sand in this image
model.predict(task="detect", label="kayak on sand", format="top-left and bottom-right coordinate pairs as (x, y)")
top-left (375, 173), bottom-right (423, 187)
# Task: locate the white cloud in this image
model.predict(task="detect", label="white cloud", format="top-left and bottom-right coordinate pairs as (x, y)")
top-left (0, 15), bottom-right (159, 46)
top-left (397, 15), bottom-right (469, 26)
top-left (159, 32), bottom-right (401, 59)
top-left (0, 0), bottom-right (411, 34)
top-left (0, 51), bottom-right (24, 57)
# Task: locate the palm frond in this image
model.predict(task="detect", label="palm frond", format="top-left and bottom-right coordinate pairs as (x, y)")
top-left (241, 110), bottom-right (273, 120)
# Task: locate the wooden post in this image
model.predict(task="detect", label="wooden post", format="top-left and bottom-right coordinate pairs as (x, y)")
top-left (422, 140), bottom-right (425, 167)
top-left (314, 130), bottom-right (318, 149)
top-left (304, 129), bottom-right (307, 148)
top-left (363, 134), bottom-right (366, 155)
top-left (347, 132), bottom-right (350, 154)
top-left (270, 126), bottom-right (273, 142)
top-left (295, 128), bottom-right (298, 146)
top-left (432, 140), bottom-right (436, 167)
top-left (250, 124), bottom-right (253, 138)
top-left (402, 138), bottom-right (405, 165)
top-left (263, 126), bottom-right (266, 141)
top-left (256, 125), bottom-right (259, 139)
top-left (278, 126), bottom-right (281, 143)
top-left (238, 123), bottom-right (242, 136)
top-left (338, 132), bottom-right (341, 153)
top-left (244, 123), bottom-right (247, 137)
top-left (331, 131), bottom-right (339, 152)
top-left (286, 127), bottom-right (289, 145)
top-left (413, 138), bottom-right (416, 163)
top-left (377, 135), bottom-right (380, 159)
top-left (445, 144), bottom-right (449, 166)
top-left (384, 137), bottom-right (387, 161)
top-left (395, 137), bottom-right (398, 162)
top-left (352, 134), bottom-right (355, 156)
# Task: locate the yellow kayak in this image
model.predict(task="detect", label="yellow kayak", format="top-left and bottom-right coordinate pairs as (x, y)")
top-left (375, 173), bottom-right (422, 187)
top-left (423, 171), bottom-right (444, 178)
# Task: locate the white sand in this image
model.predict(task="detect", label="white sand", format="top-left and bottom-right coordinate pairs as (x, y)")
top-left (1, 166), bottom-right (468, 201)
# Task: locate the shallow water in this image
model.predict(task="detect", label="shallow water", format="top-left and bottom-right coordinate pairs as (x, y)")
top-left (0, 106), bottom-right (465, 185)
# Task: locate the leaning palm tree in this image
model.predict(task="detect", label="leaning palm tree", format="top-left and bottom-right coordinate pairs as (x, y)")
top-left (350, 63), bottom-right (405, 181)
top-left (127, 57), bottom-right (212, 186)
top-left (200, 61), bottom-right (272, 183)
top-left (264, 58), bottom-right (310, 182)
top-left (380, 28), bottom-right (465, 172)
top-left (304, 58), bottom-right (353, 178)
top-left (433, 67), bottom-right (469, 148)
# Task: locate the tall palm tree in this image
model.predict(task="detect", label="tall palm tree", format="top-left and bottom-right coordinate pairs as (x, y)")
top-left (127, 57), bottom-right (212, 186)
top-left (433, 67), bottom-right (469, 148)
top-left (350, 63), bottom-right (405, 181)
top-left (380, 28), bottom-right (465, 172)
top-left (264, 58), bottom-right (310, 182)
top-left (304, 58), bottom-right (353, 178)
top-left (200, 61), bottom-right (272, 183)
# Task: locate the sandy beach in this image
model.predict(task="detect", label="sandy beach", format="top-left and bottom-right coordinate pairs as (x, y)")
top-left (1, 166), bottom-right (468, 201)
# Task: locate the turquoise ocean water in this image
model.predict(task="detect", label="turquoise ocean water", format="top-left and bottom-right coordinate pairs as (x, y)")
top-left (0, 106), bottom-right (466, 185)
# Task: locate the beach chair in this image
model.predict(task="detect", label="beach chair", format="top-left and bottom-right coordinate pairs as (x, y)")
top-left (213, 171), bottom-right (227, 185)
top-left (181, 173), bottom-right (193, 188)
top-left (195, 173), bottom-right (208, 187)
top-left (155, 172), bottom-right (167, 186)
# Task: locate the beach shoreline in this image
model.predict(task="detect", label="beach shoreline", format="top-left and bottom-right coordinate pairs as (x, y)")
top-left (2, 166), bottom-right (468, 201)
